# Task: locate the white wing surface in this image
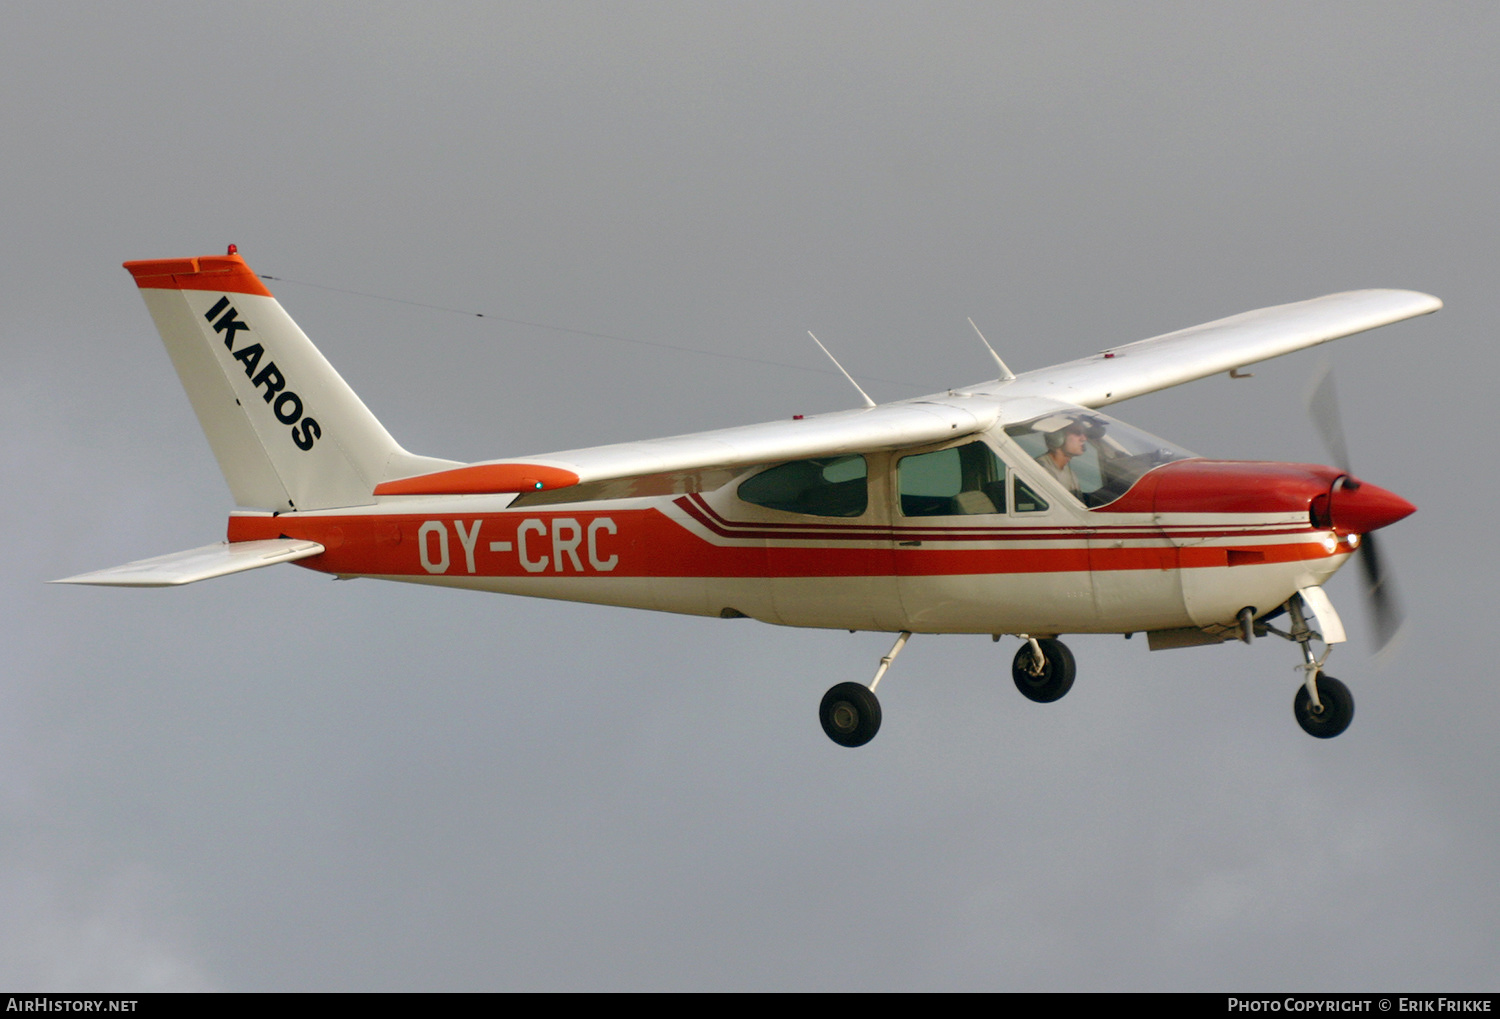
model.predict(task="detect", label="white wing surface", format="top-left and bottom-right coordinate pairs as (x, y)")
top-left (986, 289), bottom-right (1441, 408)
top-left (376, 289), bottom-right (1439, 497)
top-left (375, 400), bottom-right (1002, 496)
top-left (53, 539), bottom-right (325, 587)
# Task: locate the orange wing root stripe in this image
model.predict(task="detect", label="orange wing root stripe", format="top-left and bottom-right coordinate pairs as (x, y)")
top-left (374, 463), bottom-right (582, 496)
top-left (123, 253), bottom-right (274, 298)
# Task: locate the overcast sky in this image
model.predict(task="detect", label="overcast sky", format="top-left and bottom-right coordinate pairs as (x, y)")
top-left (3, 1), bottom-right (1496, 991)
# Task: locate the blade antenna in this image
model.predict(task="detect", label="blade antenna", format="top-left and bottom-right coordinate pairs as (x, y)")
top-left (968, 317), bottom-right (1016, 381)
top-left (807, 332), bottom-right (876, 408)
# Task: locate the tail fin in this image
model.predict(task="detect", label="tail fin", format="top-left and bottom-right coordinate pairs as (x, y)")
top-left (125, 251), bottom-right (458, 511)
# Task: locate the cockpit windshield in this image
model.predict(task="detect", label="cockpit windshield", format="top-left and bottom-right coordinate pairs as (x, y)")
top-left (1004, 406), bottom-right (1196, 507)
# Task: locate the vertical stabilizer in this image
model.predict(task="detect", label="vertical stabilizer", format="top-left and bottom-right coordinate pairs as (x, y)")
top-left (125, 252), bottom-right (457, 511)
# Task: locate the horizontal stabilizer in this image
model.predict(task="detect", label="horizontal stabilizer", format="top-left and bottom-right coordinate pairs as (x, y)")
top-left (52, 539), bottom-right (325, 587)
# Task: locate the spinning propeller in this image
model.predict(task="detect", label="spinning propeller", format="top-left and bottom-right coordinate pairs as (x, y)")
top-left (1307, 366), bottom-right (1406, 651)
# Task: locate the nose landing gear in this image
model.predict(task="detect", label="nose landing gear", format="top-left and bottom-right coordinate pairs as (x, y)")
top-left (1260, 591), bottom-right (1356, 739)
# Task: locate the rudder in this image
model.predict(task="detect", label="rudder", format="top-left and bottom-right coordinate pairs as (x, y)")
top-left (126, 250), bottom-right (457, 511)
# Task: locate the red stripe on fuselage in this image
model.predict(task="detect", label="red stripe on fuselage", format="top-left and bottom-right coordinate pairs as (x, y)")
top-left (226, 501), bottom-right (1334, 581)
top-left (677, 493), bottom-right (1311, 544)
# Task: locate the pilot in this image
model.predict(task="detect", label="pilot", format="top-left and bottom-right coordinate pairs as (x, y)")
top-left (1036, 421), bottom-right (1093, 496)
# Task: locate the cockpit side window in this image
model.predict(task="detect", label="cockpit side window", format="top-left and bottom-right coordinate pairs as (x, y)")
top-left (897, 441), bottom-right (1006, 516)
top-left (737, 455), bottom-right (868, 517)
top-left (1005, 407), bottom-right (1195, 507)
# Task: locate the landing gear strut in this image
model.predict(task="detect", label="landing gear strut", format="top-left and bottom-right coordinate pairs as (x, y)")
top-left (1011, 636), bottom-right (1076, 703)
top-left (1261, 593), bottom-right (1356, 739)
top-left (818, 631), bottom-right (909, 748)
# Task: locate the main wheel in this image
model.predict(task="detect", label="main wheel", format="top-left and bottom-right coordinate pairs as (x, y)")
top-left (1011, 638), bottom-right (1076, 703)
top-left (1294, 673), bottom-right (1354, 739)
top-left (820, 682), bottom-right (882, 747)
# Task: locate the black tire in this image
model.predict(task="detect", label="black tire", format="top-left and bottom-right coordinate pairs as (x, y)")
top-left (819, 682), bottom-right (882, 748)
top-left (1294, 673), bottom-right (1354, 739)
top-left (1011, 638), bottom-right (1076, 703)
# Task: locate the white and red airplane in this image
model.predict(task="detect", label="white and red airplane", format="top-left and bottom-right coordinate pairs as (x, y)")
top-left (58, 248), bottom-right (1438, 745)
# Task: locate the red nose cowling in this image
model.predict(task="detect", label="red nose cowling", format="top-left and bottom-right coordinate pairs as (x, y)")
top-left (1099, 460), bottom-right (1416, 534)
top-left (1326, 477), bottom-right (1416, 534)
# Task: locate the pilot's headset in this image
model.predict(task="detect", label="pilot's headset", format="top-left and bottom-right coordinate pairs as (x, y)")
top-left (1044, 419), bottom-right (1104, 449)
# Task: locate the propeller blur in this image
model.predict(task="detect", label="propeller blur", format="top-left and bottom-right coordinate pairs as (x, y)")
top-left (1307, 365), bottom-right (1407, 650)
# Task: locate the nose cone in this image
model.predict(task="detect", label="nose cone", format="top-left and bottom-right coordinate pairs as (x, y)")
top-left (1327, 476), bottom-right (1416, 534)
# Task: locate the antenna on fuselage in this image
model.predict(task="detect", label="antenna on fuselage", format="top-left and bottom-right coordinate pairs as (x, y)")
top-left (968, 317), bottom-right (1016, 382)
top-left (807, 331), bottom-right (876, 408)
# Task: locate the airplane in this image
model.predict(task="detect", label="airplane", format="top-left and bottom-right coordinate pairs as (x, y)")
top-left (56, 247), bottom-right (1439, 746)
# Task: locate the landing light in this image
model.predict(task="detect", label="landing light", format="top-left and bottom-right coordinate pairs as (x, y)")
top-left (1347, 533), bottom-right (1361, 550)
top-left (1321, 535), bottom-right (1338, 554)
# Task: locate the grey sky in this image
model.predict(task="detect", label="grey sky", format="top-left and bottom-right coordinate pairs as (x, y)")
top-left (3, 2), bottom-right (1496, 990)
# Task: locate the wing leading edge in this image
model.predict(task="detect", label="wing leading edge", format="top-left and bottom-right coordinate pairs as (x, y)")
top-left (984, 289), bottom-right (1441, 409)
top-left (374, 399), bottom-right (1003, 496)
top-left (376, 289), bottom-right (1440, 498)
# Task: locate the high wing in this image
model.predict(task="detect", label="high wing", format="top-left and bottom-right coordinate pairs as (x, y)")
top-left (375, 399), bottom-right (1003, 496)
top-left (984, 288), bottom-right (1441, 408)
top-left (378, 289), bottom-right (1440, 497)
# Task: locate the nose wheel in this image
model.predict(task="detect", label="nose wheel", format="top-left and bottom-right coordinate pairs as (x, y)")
top-left (1294, 673), bottom-right (1354, 739)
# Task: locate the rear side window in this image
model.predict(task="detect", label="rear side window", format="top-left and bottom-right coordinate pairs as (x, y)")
top-left (738, 456), bottom-right (868, 517)
top-left (897, 442), bottom-right (1007, 516)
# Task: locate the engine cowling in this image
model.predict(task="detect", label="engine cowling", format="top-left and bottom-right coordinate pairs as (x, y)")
top-left (1099, 460), bottom-right (1414, 534)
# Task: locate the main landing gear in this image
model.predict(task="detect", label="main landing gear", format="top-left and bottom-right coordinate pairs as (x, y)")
top-left (818, 631), bottom-right (909, 748)
top-left (1011, 636), bottom-right (1076, 703)
top-left (818, 632), bottom-right (1080, 747)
